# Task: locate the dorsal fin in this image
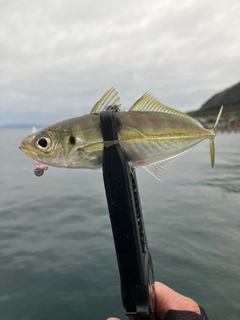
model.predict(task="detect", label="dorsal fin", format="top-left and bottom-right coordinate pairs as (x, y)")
top-left (90, 88), bottom-right (122, 114)
top-left (129, 93), bottom-right (201, 126)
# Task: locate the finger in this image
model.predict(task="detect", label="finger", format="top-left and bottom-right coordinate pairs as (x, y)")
top-left (107, 318), bottom-right (121, 320)
top-left (154, 282), bottom-right (200, 319)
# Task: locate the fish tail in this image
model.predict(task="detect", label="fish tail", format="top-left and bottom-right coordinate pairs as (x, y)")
top-left (212, 105), bottom-right (223, 134)
top-left (209, 106), bottom-right (223, 167)
top-left (209, 139), bottom-right (215, 167)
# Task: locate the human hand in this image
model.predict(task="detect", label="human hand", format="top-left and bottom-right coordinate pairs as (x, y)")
top-left (107, 281), bottom-right (201, 320)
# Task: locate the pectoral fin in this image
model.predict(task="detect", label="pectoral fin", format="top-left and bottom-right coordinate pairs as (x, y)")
top-left (81, 142), bottom-right (104, 153)
top-left (80, 141), bottom-right (120, 153)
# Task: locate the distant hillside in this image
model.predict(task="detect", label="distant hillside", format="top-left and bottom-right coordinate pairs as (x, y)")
top-left (188, 82), bottom-right (240, 131)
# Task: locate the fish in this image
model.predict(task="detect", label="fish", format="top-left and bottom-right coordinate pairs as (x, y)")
top-left (19, 88), bottom-right (223, 181)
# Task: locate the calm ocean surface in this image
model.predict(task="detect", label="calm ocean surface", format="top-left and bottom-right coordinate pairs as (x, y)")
top-left (0, 130), bottom-right (239, 320)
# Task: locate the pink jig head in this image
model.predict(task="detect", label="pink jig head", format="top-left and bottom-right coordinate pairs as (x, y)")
top-left (32, 127), bottom-right (48, 177)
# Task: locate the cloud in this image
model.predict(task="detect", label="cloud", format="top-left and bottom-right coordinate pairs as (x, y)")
top-left (0, 0), bottom-right (240, 126)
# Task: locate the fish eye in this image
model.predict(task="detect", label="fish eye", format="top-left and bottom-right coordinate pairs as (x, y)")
top-left (36, 137), bottom-right (51, 150)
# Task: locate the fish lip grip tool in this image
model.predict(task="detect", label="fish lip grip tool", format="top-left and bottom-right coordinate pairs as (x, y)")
top-left (100, 109), bottom-right (158, 320)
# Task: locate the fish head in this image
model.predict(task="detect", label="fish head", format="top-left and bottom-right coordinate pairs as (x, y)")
top-left (19, 128), bottom-right (70, 167)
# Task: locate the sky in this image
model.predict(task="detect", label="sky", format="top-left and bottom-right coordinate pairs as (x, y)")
top-left (0, 0), bottom-right (240, 126)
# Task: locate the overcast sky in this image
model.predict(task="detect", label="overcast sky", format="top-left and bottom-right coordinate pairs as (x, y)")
top-left (0, 0), bottom-right (239, 126)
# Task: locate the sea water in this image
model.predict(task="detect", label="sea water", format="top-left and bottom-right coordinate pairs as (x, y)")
top-left (0, 130), bottom-right (239, 320)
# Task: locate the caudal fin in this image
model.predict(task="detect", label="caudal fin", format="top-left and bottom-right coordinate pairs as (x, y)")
top-left (209, 106), bottom-right (223, 167)
top-left (209, 140), bottom-right (215, 167)
top-left (212, 106), bottom-right (223, 133)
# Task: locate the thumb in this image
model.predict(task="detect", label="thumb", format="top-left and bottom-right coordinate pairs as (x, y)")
top-left (107, 282), bottom-right (200, 320)
top-left (155, 282), bottom-right (200, 319)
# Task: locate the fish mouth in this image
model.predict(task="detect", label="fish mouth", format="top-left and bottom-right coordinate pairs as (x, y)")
top-left (19, 145), bottom-right (25, 152)
top-left (19, 143), bottom-right (28, 153)
top-left (19, 143), bottom-right (37, 158)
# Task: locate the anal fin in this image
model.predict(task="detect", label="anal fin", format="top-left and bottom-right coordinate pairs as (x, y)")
top-left (142, 150), bottom-right (189, 181)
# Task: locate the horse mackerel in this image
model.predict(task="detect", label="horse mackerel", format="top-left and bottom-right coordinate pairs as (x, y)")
top-left (19, 88), bottom-right (223, 181)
